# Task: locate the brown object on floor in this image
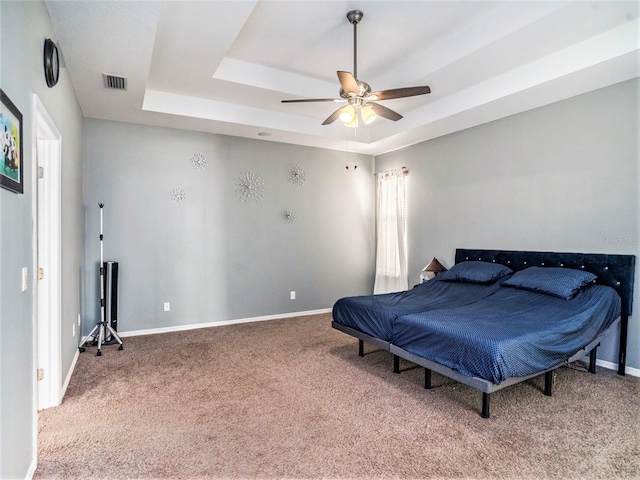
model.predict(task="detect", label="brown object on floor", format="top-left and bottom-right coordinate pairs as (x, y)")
top-left (36, 313), bottom-right (640, 479)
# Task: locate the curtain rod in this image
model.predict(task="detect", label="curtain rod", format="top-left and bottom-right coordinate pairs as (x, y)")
top-left (375, 166), bottom-right (408, 177)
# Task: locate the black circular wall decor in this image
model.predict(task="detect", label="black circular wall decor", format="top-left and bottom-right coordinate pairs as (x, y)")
top-left (43, 39), bottom-right (59, 88)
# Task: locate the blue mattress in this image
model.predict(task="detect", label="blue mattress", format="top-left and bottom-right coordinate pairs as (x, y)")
top-left (392, 284), bottom-right (621, 384)
top-left (332, 276), bottom-right (506, 341)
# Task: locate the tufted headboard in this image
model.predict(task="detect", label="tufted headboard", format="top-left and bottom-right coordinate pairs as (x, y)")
top-left (455, 249), bottom-right (636, 316)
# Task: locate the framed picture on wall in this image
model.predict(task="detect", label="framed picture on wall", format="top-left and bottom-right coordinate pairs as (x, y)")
top-left (1, 89), bottom-right (24, 194)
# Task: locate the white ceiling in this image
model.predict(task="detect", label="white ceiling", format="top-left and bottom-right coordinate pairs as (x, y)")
top-left (45, 0), bottom-right (640, 156)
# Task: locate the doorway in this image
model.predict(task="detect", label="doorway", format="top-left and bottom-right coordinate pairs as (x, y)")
top-left (32, 94), bottom-right (62, 410)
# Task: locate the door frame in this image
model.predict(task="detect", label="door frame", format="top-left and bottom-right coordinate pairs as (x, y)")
top-left (31, 94), bottom-right (62, 412)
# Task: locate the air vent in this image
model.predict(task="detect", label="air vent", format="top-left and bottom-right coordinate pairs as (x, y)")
top-left (103, 74), bottom-right (127, 91)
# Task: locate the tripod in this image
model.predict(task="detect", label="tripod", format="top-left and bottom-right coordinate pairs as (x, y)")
top-left (79, 203), bottom-right (124, 356)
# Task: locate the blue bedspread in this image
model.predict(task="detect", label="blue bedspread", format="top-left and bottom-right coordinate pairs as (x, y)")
top-left (332, 277), bottom-right (506, 341)
top-left (392, 284), bottom-right (621, 384)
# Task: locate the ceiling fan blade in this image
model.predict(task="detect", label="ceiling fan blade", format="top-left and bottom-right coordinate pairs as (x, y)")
top-left (281, 98), bottom-right (343, 103)
top-left (370, 86), bottom-right (431, 101)
top-left (337, 71), bottom-right (359, 95)
top-left (322, 106), bottom-right (344, 125)
top-left (369, 102), bottom-right (403, 121)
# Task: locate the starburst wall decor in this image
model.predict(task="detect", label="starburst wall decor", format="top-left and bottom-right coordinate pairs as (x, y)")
top-left (283, 209), bottom-right (296, 224)
top-left (288, 165), bottom-right (306, 186)
top-left (235, 171), bottom-right (265, 203)
top-left (190, 153), bottom-right (208, 170)
top-left (170, 187), bottom-right (187, 205)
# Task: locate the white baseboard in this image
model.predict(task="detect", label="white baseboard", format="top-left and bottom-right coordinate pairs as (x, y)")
top-left (580, 355), bottom-right (640, 377)
top-left (61, 347), bottom-right (80, 400)
top-left (118, 308), bottom-right (332, 338)
top-left (25, 457), bottom-right (37, 480)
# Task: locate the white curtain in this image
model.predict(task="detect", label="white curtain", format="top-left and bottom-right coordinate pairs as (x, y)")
top-left (373, 169), bottom-right (408, 294)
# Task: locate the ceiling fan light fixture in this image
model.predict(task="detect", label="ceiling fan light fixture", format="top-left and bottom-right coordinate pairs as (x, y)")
top-left (281, 10), bottom-right (430, 126)
top-left (345, 113), bottom-right (359, 128)
top-left (339, 104), bottom-right (356, 123)
top-left (360, 104), bottom-right (377, 124)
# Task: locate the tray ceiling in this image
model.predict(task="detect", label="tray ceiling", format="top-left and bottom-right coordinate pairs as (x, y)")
top-left (45, 0), bottom-right (640, 155)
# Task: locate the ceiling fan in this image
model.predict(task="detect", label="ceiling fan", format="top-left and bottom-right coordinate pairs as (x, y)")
top-left (281, 10), bottom-right (431, 127)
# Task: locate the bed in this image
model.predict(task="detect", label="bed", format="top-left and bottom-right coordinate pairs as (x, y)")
top-left (332, 248), bottom-right (635, 417)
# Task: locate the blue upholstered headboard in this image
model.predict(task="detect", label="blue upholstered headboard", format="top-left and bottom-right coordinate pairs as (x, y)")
top-left (455, 249), bottom-right (636, 316)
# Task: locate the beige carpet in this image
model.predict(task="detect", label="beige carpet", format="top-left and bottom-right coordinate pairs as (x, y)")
top-left (36, 313), bottom-right (640, 479)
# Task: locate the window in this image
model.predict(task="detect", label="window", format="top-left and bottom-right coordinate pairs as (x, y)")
top-left (373, 169), bottom-right (408, 294)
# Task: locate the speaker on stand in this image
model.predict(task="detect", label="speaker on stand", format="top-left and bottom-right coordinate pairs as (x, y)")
top-left (79, 203), bottom-right (124, 356)
top-left (102, 261), bottom-right (119, 343)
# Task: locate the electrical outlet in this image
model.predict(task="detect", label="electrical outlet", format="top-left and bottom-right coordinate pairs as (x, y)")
top-left (290, 291), bottom-right (296, 300)
top-left (164, 302), bottom-right (170, 312)
top-left (22, 267), bottom-right (28, 292)
top-left (78, 314), bottom-right (81, 326)
top-left (73, 323), bottom-right (76, 337)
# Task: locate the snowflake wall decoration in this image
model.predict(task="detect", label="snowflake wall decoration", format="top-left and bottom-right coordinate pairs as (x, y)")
top-left (190, 153), bottom-right (208, 170)
top-left (170, 187), bottom-right (187, 205)
top-left (288, 165), bottom-right (306, 186)
top-left (235, 171), bottom-right (265, 203)
top-left (283, 209), bottom-right (296, 224)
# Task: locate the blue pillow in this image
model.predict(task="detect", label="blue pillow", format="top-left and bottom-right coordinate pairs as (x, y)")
top-left (440, 261), bottom-right (513, 284)
top-left (502, 266), bottom-right (596, 300)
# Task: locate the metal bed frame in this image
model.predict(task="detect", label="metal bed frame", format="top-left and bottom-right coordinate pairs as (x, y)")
top-left (332, 248), bottom-right (636, 418)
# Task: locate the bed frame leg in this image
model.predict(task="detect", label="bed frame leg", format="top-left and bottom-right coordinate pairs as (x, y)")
top-left (393, 355), bottom-right (400, 374)
top-left (589, 344), bottom-right (599, 374)
top-left (618, 314), bottom-right (628, 376)
top-left (544, 371), bottom-right (553, 396)
top-left (358, 339), bottom-right (364, 357)
top-left (424, 368), bottom-right (432, 389)
top-left (481, 393), bottom-right (490, 418)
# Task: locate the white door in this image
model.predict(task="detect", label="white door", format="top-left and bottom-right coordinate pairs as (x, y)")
top-left (33, 95), bottom-right (62, 410)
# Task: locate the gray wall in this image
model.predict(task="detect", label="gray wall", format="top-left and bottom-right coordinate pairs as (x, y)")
top-left (82, 119), bottom-right (375, 333)
top-left (0, 1), bottom-right (84, 478)
top-left (376, 78), bottom-right (639, 370)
